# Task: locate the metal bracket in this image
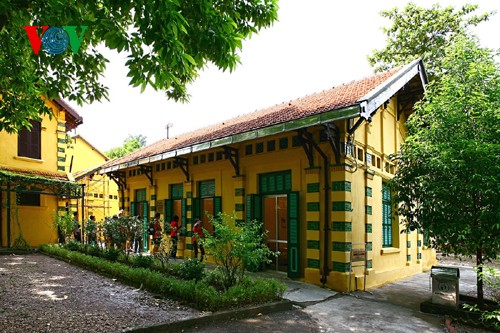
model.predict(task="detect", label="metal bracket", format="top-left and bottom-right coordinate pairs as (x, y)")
top-left (175, 157), bottom-right (190, 181)
top-left (323, 123), bottom-right (341, 164)
top-left (223, 146), bottom-right (240, 176)
top-left (139, 165), bottom-right (153, 186)
top-left (297, 129), bottom-right (315, 168)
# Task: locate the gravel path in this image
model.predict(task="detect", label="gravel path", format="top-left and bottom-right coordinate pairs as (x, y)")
top-left (0, 253), bottom-right (201, 333)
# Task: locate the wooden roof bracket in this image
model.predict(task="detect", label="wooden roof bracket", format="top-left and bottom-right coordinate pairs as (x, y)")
top-left (108, 171), bottom-right (127, 190)
top-left (175, 157), bottom-right (190, 182)
top-left (297, 129), bottom-right (315, 168)
top-left (139, 165), bottom-right (153, 186)
top-left (223, 146), bottom-right (240, 176)
top-left (323, 123), bottom-right (341, 165)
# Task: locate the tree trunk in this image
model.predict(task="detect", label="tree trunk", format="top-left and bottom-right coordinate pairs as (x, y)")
top-left (476, 247), bottom-right (484, 307)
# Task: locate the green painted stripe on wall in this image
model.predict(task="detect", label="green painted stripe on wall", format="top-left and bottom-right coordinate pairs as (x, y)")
top-left (307, 259), bottom-right (320, 269)
top-left (332, 181), bottom-right (351, 192)
top-left (307, 183), bottom-right (320, 193)
top-left (307, 202), bottom-right (320, 211)
top-left (332, 201), bottom-right (352, 211)
top-left (307, 240), bottom-right (320, 249)
top-left (307, 221), bottom-right (320, 230)
top-left (332, 221), bottom-right (352, 232)
top-left (332, 242), bottom-right (352, 252)
top-left (332, 261), bottom-right (350, 273)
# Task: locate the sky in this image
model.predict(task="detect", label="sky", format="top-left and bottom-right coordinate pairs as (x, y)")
top-left (72, 0), bottom-right (500, 152)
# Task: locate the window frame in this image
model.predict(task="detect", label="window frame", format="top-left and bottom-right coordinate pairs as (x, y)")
top-left (18, 120), bottom-right (42, 159)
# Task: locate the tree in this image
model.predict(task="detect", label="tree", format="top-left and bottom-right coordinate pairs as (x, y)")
top-left (368, 3), bottom-right (493, 79)
top-left (203, 213), bottom-right (277, 290)
top-left (0, 1), bottom-right (279, 133)
top-left (391, 36), bottom-right (500, 305)
top-left (105, 134), bottom-right (147, 159)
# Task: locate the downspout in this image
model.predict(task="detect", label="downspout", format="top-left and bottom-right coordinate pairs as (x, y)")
top-left (6, 177), bottom-right (11, 248)
top-left (81, 184), bottom-right (85, 244)
top-left (0, 188), bottom-right (3, 247)
top-left (320, 155), bottom-right (330, 286)
top-left (120, 186), bottom-right (125, 211)
top-left (304, 136), bottom-right (331, 286)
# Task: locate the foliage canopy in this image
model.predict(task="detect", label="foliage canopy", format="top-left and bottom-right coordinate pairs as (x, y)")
top-left (0, 0), bottom-right (278, 132)
top-left (368, 3), bottom-right (493, 79)
top-left (105, 134), bottom-right (147, 159)
top-left (391, 36), bottom-right (500, 302)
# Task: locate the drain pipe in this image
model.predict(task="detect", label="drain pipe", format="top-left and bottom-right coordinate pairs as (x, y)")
top-left (319, 154), bottom-right (330, 286)
top-left (304, 135), bottom-right (331, 286)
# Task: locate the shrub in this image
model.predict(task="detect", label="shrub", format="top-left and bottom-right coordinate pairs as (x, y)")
top-left (133, 254), bottom-right (154, 269)
top-left (203, 212), bottom-right (277, 290)
top-left (53, 212), bottom-right (74, 243)
top-left (202, 267), bottom-right (226, 291)
top-left (87, 244), bottom-right (102, 257)
top-left (465, 265), bottom-right (500, 329)
top-left (65, 240), bottom-right (82, 252)
top-left (103, 247), bottom-right (121, 262)
top-left (179, 259), bottom-right (205, 281)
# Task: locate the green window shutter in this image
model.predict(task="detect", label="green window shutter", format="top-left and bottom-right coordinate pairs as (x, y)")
top-left (382, 184), bottom-right (392, 247)
top-left (171, 184), bottom-right (183, 199)
top-left (214, 196), bottom-right (222, 217)
top-left (164, 199), bottom-right (173, 234)
top-left (135, 189), bottom-right (146, 202)
top-left (288, 191), bottom-right (300, 279)
top-left (246, 195), bottom-right (252, 224)
top-left (192, 198), bottom-right (201, 221)
top-left (141, 201), bottom-right (149, 251)
top-left (246, 194), bottom-right (262, 224)
top-left (199, 180), bottom-right (215, 197)
top-left (130, 201), bottom-right (137, 216)
top-left (260, 171), bottom-right (292, 195)
top-left (181, 199), bottom-right (187, 230)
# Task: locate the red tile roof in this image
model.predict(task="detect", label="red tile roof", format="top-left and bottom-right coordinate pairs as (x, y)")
top-left (0, 166), bottom-right (69, 181)
top-left (102, 67), bottom-right (400, 169)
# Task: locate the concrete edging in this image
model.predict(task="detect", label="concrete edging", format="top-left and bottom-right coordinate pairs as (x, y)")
top-left (127, 300), bottom-right (294, 333)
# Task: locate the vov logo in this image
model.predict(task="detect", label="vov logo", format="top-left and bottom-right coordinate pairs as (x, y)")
top-left (24, 26), bottom-right (88, 55)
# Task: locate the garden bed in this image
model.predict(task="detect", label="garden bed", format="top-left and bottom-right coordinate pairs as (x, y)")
top-left (39, 244), bottom-right (286, 312)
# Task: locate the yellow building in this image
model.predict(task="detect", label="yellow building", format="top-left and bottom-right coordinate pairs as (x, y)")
top-left (100, 59), bottom-right (437, 291)
top-left (0, 98), bottom-right (84, 247)
top-left (66, 135), bottom-right (119, 222)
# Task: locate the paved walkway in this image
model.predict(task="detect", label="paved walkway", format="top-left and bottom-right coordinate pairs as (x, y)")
top-left (190, 266), bottom-right (483, 333)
